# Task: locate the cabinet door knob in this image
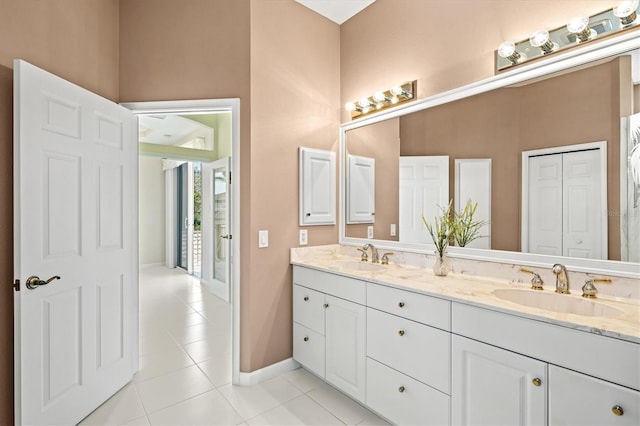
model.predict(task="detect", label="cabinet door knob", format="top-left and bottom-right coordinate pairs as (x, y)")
top-left (611, 405), bottom-right (624, 416)
top-left (532, 378), bottom-right (542, 387)
top-left (398, 330), bottom-right (405, 336)
top-left (398, 302), bottom-right (405, 308)
top-left (303, 296), bottom-right (309, 301)
top-left (323, 303), bottom-right (329, 308)
top-left (303, 336), bottom-right (309, 342)
top-left (398, 386), bottom-right (405, 393)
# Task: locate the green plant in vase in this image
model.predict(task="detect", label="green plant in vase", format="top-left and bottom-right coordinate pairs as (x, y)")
top-left (422, 200), bottom-right (455, 276)
top-left (453, 200), bottom-right (489, 247)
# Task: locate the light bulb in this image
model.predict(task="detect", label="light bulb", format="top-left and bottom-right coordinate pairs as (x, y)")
top-left (529, 30), bottom-right (557, 54)
top-left (390, 86), bottom-right (403, 96)
top-left (391, 96), bottom-right (399, 104)
top-left (497, 41), bottom-right (525, 64)
top-left (498, 41), bottom-right (516, 58)
top-left (358, 97), bottom-right (371, 108)
top-left (614, 0), bottom-right (639, 25)
top-left (345, 102), bottom-right (356, 111)
top-left (529, 30), bottom-right (549, 47)
top-left (567, 17), bottom-right (588, 33)
top-left (373, 92), bottom-right (386, 102)
top-left (567, 17), bottom-right (596, 42)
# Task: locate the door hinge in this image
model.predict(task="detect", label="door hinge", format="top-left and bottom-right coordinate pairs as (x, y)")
top-left (13, 279), bottom-right (20, 292)
top-left (228, 171), bottom-right (232, 185)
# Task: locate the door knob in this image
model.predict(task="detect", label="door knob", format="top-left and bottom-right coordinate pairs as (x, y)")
top-left (221, 234), bottom-right (232, 239)
top-left (26, 275), bottom-right (60, 290)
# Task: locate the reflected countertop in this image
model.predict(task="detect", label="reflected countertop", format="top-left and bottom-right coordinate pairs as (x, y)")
top-left (291, 245), bottom-right (640, 344)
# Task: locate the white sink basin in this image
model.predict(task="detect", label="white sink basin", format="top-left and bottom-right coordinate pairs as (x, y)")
top-left (334, 260), bottom-right (387, 272)
top-left (492, 289), bottom-right (623, 317)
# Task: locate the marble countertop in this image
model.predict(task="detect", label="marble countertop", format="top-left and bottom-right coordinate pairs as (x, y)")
top-left (291, 246), bottom-right (640, 344)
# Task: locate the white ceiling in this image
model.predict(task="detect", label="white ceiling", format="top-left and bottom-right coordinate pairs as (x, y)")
top-left (296, 0), bottom-right (375, 25)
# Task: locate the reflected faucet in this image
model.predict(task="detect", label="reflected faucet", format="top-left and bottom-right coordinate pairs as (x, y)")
top-left (363, 243), bottom-right (379, 263)
top-left (552, 264), bottom-right (570, 294)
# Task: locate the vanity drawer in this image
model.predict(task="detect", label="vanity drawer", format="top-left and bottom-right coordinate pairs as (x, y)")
top-left (293, 266), bottom-right (366, 304)
top-left (549, 365), bottom-right (640, 425)
top-left (293, 284), bottom-right (325, 334)
top-left (366, 357), bottom-right (450, 426)
top-left (367, 307), bottom-right (450, 394)
top-left (367, 282), bottom-right (451, 330)
top-left (293, 323), bottom-right (325, 378)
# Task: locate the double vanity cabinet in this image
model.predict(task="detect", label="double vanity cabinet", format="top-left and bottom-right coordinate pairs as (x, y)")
top-left (292, 264), bottom-right (640, 425)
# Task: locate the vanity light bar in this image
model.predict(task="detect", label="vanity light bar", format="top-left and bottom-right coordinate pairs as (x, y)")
top-left (345, 81), bottom-right (416, 119)
top-left (496, 1), bottom-right (640, 72)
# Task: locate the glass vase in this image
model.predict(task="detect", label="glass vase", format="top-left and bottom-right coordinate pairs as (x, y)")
top-left (432, 253), bottom-right (451, 277)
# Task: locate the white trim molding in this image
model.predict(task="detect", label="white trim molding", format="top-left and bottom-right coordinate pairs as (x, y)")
top-left (238, 358), bottom-right (301, 387)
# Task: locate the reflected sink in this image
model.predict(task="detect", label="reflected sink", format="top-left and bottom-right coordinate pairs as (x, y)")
top-left (492, 289), bottom-right (623, 317)
top-left (334, 260), bottom-right (387, 272)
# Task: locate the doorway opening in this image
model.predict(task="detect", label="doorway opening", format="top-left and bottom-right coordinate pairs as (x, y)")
top-left (125, 99), bottom-right (241, 385)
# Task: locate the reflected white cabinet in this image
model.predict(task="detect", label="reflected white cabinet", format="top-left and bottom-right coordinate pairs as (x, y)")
top-left (299, 147), bottom-right (336, 226)
top-left (451, 335), bottom-right (547, 426)
top-left (549, 365), bottom-right (640, 425)
top-left (347, 154), bottom-right (375, 223)
top-left (292, 267), bottom-right (366, 402)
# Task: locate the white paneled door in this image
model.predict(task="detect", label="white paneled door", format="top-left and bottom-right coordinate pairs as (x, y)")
top-left (13, 60), bottom-right (138, 425)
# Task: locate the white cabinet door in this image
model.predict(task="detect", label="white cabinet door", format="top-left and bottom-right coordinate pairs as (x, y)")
top-left (347, 154), bottom-right (375, 223)
top-left (452, 335), bottom-right (547, 426)
top-left (549, 365), bottom-right (640, 426)
top-left (325, 295), bottom-right (366, 402)
top-left (299, 147), bottom-right (336, 225)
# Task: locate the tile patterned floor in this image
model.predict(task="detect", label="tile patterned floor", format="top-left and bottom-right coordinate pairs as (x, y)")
top-left (80, 266), bottom-right (388, 425)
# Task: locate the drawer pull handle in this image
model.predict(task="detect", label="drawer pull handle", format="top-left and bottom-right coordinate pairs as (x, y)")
top-left (532, 378), bottom-right (542, 387)
top-left (303, 296), bottom-right (309, 301)
top-left (323, 303), bottom-right (329, 308)
top-left (612, 405), bottom-right (624, 416)
top-left (398, 330), bottom-right (405, 336)
top-left (398, 386), bottom-right (405, 393)
top-left (303, 336), bottom-right (309, 342)
top-left (398, 302), bottom-right (405, 308)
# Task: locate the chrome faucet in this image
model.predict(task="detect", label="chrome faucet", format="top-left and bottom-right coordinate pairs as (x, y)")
top-left (363, 243), bottom-right (379, 263)
top-left (552, 264), bottom-right (570, 294)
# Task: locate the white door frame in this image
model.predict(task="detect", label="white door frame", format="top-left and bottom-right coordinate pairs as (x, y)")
top-left (521, 141), bottom-right (608, 257)
top-left (122, 99), bottom-right (241, 385)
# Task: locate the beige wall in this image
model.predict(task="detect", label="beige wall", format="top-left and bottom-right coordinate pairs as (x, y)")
top-left (247, 1), bottom-right (340, 371)
top-left (139, 156), bottom-right (166, 265)
top-left (0, 0), bottom-right (120, 422)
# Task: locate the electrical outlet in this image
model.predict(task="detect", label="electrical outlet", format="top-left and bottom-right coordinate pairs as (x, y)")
top-left (367, 226), bottom-right (374, 239)
top-left (299, 229), bottom-right (308, 245)
top-left (258, 230), bottom-right (269, 248)
top-left (390, 224), bottom-right (397, 236)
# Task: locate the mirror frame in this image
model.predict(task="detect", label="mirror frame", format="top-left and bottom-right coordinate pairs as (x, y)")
top-left (339, 31), bottom-right (640, 279)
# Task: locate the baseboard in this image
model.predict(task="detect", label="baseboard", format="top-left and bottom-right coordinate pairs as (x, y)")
top-left (201, 278), bottom-right (230, 302)
top-left (238, 357), bottom-right (301, 386)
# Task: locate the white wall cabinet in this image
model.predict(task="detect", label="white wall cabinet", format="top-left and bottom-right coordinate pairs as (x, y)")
top-left (451, 334), bottom-right (547, 426)
top-left (549, 365), bottom-right (640, 425)
top-left (347, 154), bottom-right (375, 223)
top-left (299, 147), bottom-right (336, 226)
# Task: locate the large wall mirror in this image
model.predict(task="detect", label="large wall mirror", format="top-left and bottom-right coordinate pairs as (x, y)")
top-left (340, 33), bottom-right (640, 277)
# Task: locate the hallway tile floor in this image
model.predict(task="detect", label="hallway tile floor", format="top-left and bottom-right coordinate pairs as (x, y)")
top-left (80, 266), bottom-right (388, 425)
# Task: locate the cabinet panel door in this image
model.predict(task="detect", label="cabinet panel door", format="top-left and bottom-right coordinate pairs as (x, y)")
top-left (293, 323), bottom-right (325, 378)
top-left (549, 365), bottom-right (640, 425)
top-left (325, 295), bottom-right (366, 402)
top-left (367, 308), bottom-right (450, 394)
top-left (367, 357), bottom-right (450, 426)
top-left (299, 147), bottom-right (336, 225)
top-left (293, 284), bottom-right (325, 334)
top-left (452, 335), bottom-right (547, 426)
